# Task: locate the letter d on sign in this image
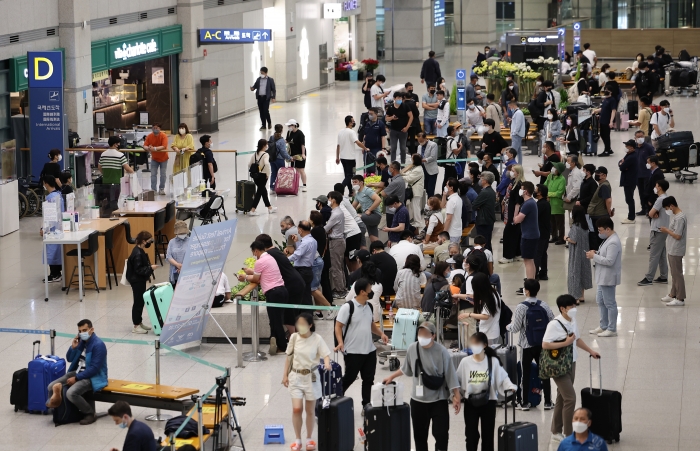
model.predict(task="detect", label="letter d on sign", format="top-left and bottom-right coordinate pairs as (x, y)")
top-left (34, 57), bottom-right (53, 81)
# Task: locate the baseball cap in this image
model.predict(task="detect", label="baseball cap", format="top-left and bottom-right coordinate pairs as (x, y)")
top-left (418, 322), bottom-right (437, 335)
top-left (623, 139), bottom-right (636, 147)
top-left (349, 249), bottom-right (371, 262)
top-left (595, 166), bottom-right (608, 175)
top-left (312, 194), bottom-right (328, 204)
top-left (285, 119), bottom-right (298, 127)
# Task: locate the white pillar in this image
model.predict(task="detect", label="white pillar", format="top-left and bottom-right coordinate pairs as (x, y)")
top-left (384, 0), bottom-right (432, 61)
top-left (357, 0), bottom-right (377, 61)
top-left (178, 0), bottom-right (204, 130)
top-left (268, 0), bottom-right (297, 101)
top-left (454, 0), bottom-right (496, 45)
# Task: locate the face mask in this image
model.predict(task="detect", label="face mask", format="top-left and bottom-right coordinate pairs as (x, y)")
top-left (665, 209), bottom-right (673, 216)
top-left (296, 324), bottom-right (310, 335)
top-left (288, 127), bottom-right (294, 132)
top-left (567, 307), bottom-right (578, 319)
top-left (664, 107), bottom-right (670, 114)
top-left (503, 154), bottom-right (510, 161)
top-left (55, 154), bottom-right (63, 162)
top-left (369, 114), bottom-right (376, 121)
top-left (547, 114), bottom-right (553, 120)
top-left (366, 290), bottom-right (374, 299)
top-left (260, 74), bottom-right (266, 78)
top-left (637, 138), bottom-right (646, 145)
top-left (119, 418), bottom-right (128, 429)
top-left (476, 90), bottom-right (481, 95)
top-left (652, 187), bottom-right (657, 195)
top-left (594, 174), bottom-right (601, 182)
top-left (429, 90), bottom-right (436, 95)
top-left (518, 188), bottom-right (524, 196)
top-left (153, 129), bottom-right (160, 135)
top-left (395, 100), bottom-right (402, 105)
top-left (551, 168), bottom-right (557, 175)
top-left (79, 332), bottom-right (90, 341)
top-left (470, 344), bottom-right (484, 355)
top-left (327, 201), bottom-right (331, 207)
top-left (535, 81), bottom-right (542, 87)
top-left (509, 85), bottom-right (514, 90)
top-left (177, 128), bottom-right (186, 135)
top-left (280, 228), bottom-right (287, 235)
top-left (640, 69), bottom-right (646, 73)
top-left (444, 186), bottom-right (449, 194)
top-left (598, 232), bottom-right (607, 239)
top-left (646, 163), bottom-right (652, 170)
top-left (408, 89), bottom-right (413, 94)
top-left (352, 184), bottom-right (359, 192)
top-left (566, 119), bottom-right (572, 125)
top-left (572, 421), bottom-right (588, 434)
top-left (468, 104), bottom-right (475, 110)
top-left (145, 242), bottom-right (152, 248)
top-left (509, 171), bottom-right (516, 179)
top-left (177, 234), bottom-right (188, 240)
top-left (417, 336), bottom-right (432, 347)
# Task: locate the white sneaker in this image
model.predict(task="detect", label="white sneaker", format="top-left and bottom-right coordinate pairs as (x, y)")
top-left (268, 206), bottom-right (278, 213)
top-left (661, 295), bottom-right (674, 302)
top-left (666, 299), bottom-right (685, 307)
top-left (514, 256), bottom-right (523, 262)
top-left (589, 327), bottom-right (604, 335)
top-left (325, 310), bottom-right (338, 321)
top-left (498, 258), bottom-right (513, 264)
top-left (132, 326), bottom-right (148, 334)
top-left (597, 330), bottom-right (617, 337)
top-left (302, 186), bottom-right (307, 192)
top-left (139, 323), bottom-right (152, 331)
top-left (552, 433), bottom-right (565, 442)
top-left (621, 218), bottom-right (635, 224)
top-left (158, 189), bottom-right (166, 196)
top-left (249, 210), bottom-right (261, 216)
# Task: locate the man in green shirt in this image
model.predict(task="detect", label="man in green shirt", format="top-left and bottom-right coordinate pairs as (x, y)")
top-left (99, 136), bottom-right (134, 184)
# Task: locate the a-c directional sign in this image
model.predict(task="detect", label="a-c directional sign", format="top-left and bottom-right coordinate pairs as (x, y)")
top-left (199, 28), bottom-right (272, 44)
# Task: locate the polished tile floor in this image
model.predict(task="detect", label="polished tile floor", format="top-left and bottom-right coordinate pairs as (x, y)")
top-left (2, 45), bottom-right (700, 450)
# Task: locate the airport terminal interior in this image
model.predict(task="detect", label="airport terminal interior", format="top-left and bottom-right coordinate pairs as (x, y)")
top-left (2, 1), bottom-right (700, 450)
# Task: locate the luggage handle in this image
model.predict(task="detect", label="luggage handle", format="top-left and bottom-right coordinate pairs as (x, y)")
top-left (504, 389), bottom-right (516, 424)
top-left (33, 340), bottom-right (40, 359)
top-left (588, 355), bottom-right (603, 396)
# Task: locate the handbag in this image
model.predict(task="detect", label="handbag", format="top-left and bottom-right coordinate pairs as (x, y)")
top-left (467, 354), bottom-right (492, 407)
top-left (405, 173), bottom-right (422, 201)
top-left (119, 259), bottom-right (130, 287)
top-left (539, 320), bottom-right (573, 379)
top-left (416, 345), bottom-right (445, 390)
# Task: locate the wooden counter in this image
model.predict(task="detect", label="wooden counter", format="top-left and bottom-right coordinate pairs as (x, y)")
top-left (114, 201), bottom-right (174, 264)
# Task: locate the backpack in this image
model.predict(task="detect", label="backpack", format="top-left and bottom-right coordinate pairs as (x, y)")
top-left (498, 295), bottom-right (513, 340)
top-left (679, 49), bottom-right (691, 62)
top-left (567, 82), bottom-right (579, 102)
top-left (267, 136), bottom-right (279, 161)
top-left (650, 111), bottom-right (669, 137)
top-left (334, 301), bottom-right (374, 347)
top-left (520, 300), bottom-right (550, 346)
top-left (249, 153), bottom-right (264, 180)
top-left (190, 149), bottom-right (218, 173)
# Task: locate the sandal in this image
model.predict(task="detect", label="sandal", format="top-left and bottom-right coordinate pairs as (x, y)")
top-left (306, 440), bottom-right (317, 451)
top-left (291, 443), bottom-right (302, 451)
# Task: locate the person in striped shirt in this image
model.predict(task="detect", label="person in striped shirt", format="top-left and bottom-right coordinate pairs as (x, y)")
top-left (99, 136), bottom-right (134, 184)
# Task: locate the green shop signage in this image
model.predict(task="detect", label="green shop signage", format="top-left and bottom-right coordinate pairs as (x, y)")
top-left (92, 25), bottom-right (182, 71)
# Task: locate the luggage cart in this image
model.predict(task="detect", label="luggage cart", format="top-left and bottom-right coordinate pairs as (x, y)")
top-left (664, 60), bottom-right (700, 97)
top-left (675, 143), bottom-right (698, 183)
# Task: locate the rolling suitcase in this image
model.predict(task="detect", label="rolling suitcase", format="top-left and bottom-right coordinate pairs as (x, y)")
top-left (516, 361), bottom-right (542, 407)
top-left (10, 368), bottom-right (28, 412)
top-left (364, 403), bottom-right (411, 451)
top-left (580, 356), bottom-right (622, 443)
top-left (583, 129), bottom-right (598, 156)
top-left (52, 385), bottom-right (94, 426)
top-left (315, 353), bottom-right (344, 417)
top-left (27, 341), bottom-right (66, 413)
top-left (275, 166), bottom-right (300, 195)
top-left (498, 393), bottom-right (538, 451)
top-left (451, 321), bottom-right (472, 369)
top-left (392, 308), bottom-right (420, 350)
top-left (317, 370), bottom-right (354, 451)
top-left (143, 282), bottom-right (174, 335)
top-left (615, 111), bottom-right (629, 131)
top-left (495, 334), bottom-right (517, 403)
top-left (236, 180), bottom-right (255, 213)
top-left (627, 100), bottom-right (639, 120)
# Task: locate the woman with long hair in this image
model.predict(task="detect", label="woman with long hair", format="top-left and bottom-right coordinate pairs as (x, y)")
top-left (40, 175), bottom-right (64, 282)
top-left (282, 312), bottom-right (331, 451)
top-left (286, 120), bottom-right (308, 192)
top-left (565, 206), bottom-right (592, 304)
top-left (394, 254), bottom-right (427, 309)
top-left (248, 139), bottom-right (277, 216)
top-left (345, 261), bottom-right (382, 321)
top-left (461, 272), bottom-right (501, 345)
top-left (125, 231), bottom-right (158, 334)
top-left (499, 164), bottom-right (525, 264)
top-left (269, 123), bottom-right (292, 190)
top-left (456, 331), bottom-right (517, 451)
top-left (422, 196), bottom-right (444, 247)
top-left (171, 122), bottom-right (195, 173)
top-left (560, 115), bottom-right (581, 156)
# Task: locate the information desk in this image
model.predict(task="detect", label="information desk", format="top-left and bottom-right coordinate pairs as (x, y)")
top-left (43, 230), bottom-right (94, 302)
top-left (114, 201), bottom-right (175, 264)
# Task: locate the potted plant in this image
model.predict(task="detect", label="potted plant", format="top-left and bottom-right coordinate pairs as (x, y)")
top-left (338, 47), bottom-right (347, 62)
top-left (335, 64), bottom-right (349, 81)
top-left (362, 58), bottom-right (379, 74)
top-left (449, 83), bottom-right (457, 119)
top-left (232, 257), bottom-right (267, 301)
top-left (349, 60), bottom-right (364, 81)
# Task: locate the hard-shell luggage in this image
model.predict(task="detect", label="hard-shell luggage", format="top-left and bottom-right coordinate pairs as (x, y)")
top-left (143, 282), bottom-right (174, 335)
top-left (52, 385), bottom-right (94, 426)
top-left (27, 341), bottom-right (66, 413)
top-left (495, 336), bottom-right (517, 404)
top-left (580, 356), bottom-right (622, 443)
top-left (236, 180), bottom-right (255, 213)
top-left (392, 308), bottom-right (420, 350)
top-left (364, 403), bottom-right (411, 451)
top-left (516, 361), bottom-right (542, 407)
top-left (317, 368), bottom-right (354, 451)
top-left (627, 100), bottom-right (639, 120)
top-left (498, 393), bottom-right (538, 451)
top-left (656, 131), bottom-right (695, 150)
top-left (615, 112), bottom-right (629, 131)
top-left (583, 129), bottom-right (598, 156)
top-left (451, 321), bottom-right (472, 369)
top-left (275, 166), bottom-right (300, 195)
top-left (10, 368), bottom-right (28, 412)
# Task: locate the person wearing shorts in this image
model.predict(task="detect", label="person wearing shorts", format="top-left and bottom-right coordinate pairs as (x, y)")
top-left (352, 175), bottom-right (382, 242)
top-left (513, 182), bottom-right (540, 295)
top-left (282, 312), bottom-right (332, 451)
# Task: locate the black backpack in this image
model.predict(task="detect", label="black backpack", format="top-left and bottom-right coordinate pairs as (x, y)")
top-left (334, 301), bottom-right (374, 347)
top-left (679, 49), bottom-right (691, 62)
top-left (267, 136), bottom-right (280, 161)
top-left (249, 153), bottom-right (263, 179)
top-left (190, 149), bottom-right (218, 173)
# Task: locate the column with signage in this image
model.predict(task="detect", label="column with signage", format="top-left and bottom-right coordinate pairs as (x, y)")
top-left (558, 27), bottom-right (566, 83)
top-left (456, 69), bottom-right (466, 125)
top-left (28, 52), bottom-right (65, 183)
top-left (573, 22), bottom-right (581, 54)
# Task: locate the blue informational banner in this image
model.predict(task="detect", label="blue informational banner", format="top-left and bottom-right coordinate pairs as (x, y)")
top-left (28, 51), bottom-right (64, 184)
top-left (433, 0), bottom-right (445, 27)
top-left (160, 220), bottom-right (237, 347)
top-left (199, 29), bottom-right (272, 44)
top-left (456, 69), bottom-right (466, 111)
top-left (573, 22), bottom-right (581, 54)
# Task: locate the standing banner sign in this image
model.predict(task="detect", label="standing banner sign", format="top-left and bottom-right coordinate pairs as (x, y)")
top-left (160, 220), bottom-right (237, 347)
top-left (28, 51), bottom-right (65, 183)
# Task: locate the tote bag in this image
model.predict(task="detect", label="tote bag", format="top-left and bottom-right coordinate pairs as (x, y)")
top-left (119, 259), bottom-right (131, 287)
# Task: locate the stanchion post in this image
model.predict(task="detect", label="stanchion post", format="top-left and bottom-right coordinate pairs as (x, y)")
top-left (243, 288), bottom-right (267, 362)
top-left (226, 366), bottom-right (233, 448)
top-left (197, 395), bottom-right (204, 447)
top-left (146, 339), bottom-right (171, 421)
top-left (236, 300), bottom-right (244, 368)
top-left (50, 329), bottom-right (56, 355)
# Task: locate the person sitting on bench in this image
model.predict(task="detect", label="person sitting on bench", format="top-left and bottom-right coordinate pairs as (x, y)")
top-left (46, 318), bottom-right (108, 425)
top-left (108, 401), bottom-right (157, 451)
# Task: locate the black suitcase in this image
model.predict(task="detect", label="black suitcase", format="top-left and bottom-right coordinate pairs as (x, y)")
top-left (52, 385), bottom-right (94, 426)
top-left (583, 129), bottom-right (598, 156)
top-left (235, 180), bottom-right (255, 213)
top-left (580, 356), bottom-right (622, 443)
top-left (318, 396), bottom-right (354, 451)
top-left (364, 403), bottom-right (411, 451)
top-left (656, 131), bottom-right (694, 150)
top-left (10, 368), bottom-right (28, 412)
top-left (498, 393), bottom-right (538, 451)
top-left (627, 100), bottom-right (639, 120)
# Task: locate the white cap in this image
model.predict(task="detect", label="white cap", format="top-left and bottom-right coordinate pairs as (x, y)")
top-left (285, 119), bottom-right (298, 127)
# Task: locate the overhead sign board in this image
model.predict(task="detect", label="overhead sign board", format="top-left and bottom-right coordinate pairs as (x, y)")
top-left (199, 28), bottom-right (272, 44)
top-left (434, 0), bottom-right (445, 27)
top-left (324, 3), bottom-right (342, 19)
top-left (341, 0), bottom-right (361, 16)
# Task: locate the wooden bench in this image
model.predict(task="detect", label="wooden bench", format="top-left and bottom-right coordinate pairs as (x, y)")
top-left (461, 224), bottom-right (476, 249)
top-left (93, 379), bottom-right (199, 415)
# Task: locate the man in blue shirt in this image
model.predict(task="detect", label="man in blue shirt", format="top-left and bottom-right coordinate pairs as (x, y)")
top-left (108, 401), bottom-right (157, 451)
top-left (382, 195), bottom-right (410, 245)
top-left (46, 319), bottom-right (108, 425)
top-left (361, 108), bottom-right (387, 173)
top-left (557, 407), bottom-right (609, 451)
top-left (513, 181), bottom-right (539, 294)
top-left (508, 100), bottom-right (526, 164)
top-left (593, 90), bottom-right (618, 157)
top-left (288, 220), bottom-right (317, 306)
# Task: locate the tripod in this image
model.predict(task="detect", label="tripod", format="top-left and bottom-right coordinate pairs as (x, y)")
top-left (211, 375), bottom-right (246, 451)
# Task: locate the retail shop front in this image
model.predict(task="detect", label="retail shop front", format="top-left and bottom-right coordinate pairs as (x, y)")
top-left (91, 25), bottom-right (182, 135)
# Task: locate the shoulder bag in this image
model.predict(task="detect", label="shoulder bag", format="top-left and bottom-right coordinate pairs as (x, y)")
top-left (538, 320), bottom-right (574, 379)
top-left (416, 344), bottom-right (445, 390)
top-left (467, 355), bottom-right (492, 407)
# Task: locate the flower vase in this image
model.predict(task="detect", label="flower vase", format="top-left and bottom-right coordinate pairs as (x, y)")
top-left (349, 69), bottom-right (359, 81)
top-left (540, 68), bottom-right (554, 82)
top-left (486, 78), bottom-right (503, 102)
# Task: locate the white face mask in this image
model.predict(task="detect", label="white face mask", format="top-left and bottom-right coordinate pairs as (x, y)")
top-left (327, 201), bottom-right (332, 207)
top-left (444, 186), bottom-right (449, 194)
top-left (57, 154), bottom-right (63, 162)
top-left (417, 336), bottom-right (432, 347)
top-left (646, 163), bottom-right (652, 170)
top-left (260, 74), bottom-right (266, 78)
top-left (503, 154), bottom-right (510, 161)
top-left (665, 209), bottom-right (673, 216)
top-left (475, 90), bottom-right (481, 95)
top-left (352, 184), bottom-right (360, 192)
top-left (547, 114), bottom-right (553, 120)
top-left (468, 104), bottom-right (475, 110)
top-left (637, 137), bottom-right (645, 145)
top-left (653, 187), bottom-right (658, 194)
top-left (518, 188), bottom-right (524, 196)
top-left (470, 344), bottom-right (484, 355)
top-left (510, 171), bottom-right (516, 179)
top-left (509, 85), bottom-right (514, 90)
top-left (664, 107), bottom-right (670, 114)
top-left (551, 168), bottom-right (557, 175)
top-left (179, 128), bottom-right (186, 135)
top-left (177, 234), bottom-right (188, 240)
top-left (572, 422), bottom-right (588, 434)
top-left (567, 307), bottom-right (578, 319)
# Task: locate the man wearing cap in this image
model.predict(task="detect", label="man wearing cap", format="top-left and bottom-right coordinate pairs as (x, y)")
top-left (287, 220), bottom-right (317, 306)
top-left (166, 221), bottom-right (190, 288)
top-left (313, 195), bottom-right (332, 225)
top-left (250, 67), bottom-right (276, 131)
top-left (389, 230), bottom-right (427, 270)
top-left (587, 166), bottom-right (613, 250)
top-left (619, 140), bottom-right (639, 224)
top-left (383, 321), bottom-right (461, 451)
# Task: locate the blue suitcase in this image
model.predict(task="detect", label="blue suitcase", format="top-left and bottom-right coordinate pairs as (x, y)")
top-left (517, 361), bottom-right (542, 407)
top-left (392, 308), bottom-right (420, 350)
top-left (143, 282), bottom-right (174, 335)
top-left (28, 340), bottom-right (66, 413)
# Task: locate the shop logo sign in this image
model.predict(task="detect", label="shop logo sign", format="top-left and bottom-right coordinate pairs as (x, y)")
top-left (114, 39), bottom-right (158, 61)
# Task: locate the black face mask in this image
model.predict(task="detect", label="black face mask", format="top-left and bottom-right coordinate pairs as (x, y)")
top-left (145, 241), bottom-right (152, 249)
top-left (366, 291), bottom-right (374, 299)
top-left (594, 174), bottom-right (601, 182)
top-left (429, 90), bottom-right (435, 95)
top-left (316, 203), bottom-right (322, 211)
